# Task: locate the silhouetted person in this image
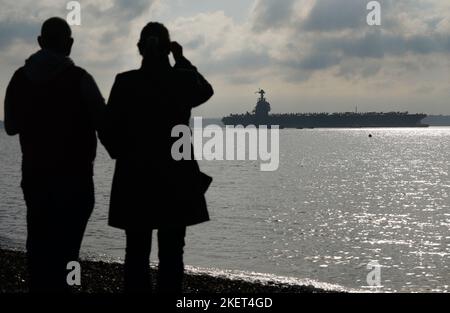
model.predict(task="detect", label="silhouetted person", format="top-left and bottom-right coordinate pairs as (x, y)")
top-left (4, 17), bottom-right (105, 292)
top-left (99, 22), bottom-right (213, 293)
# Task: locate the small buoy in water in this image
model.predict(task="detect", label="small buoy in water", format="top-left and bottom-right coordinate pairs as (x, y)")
top-left (369, 134), bottom-right (373, 138)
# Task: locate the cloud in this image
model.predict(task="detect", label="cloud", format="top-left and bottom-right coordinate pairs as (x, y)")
top-left (311, 30), bottom-right (450, 62)
top-left (184, 35), bottom-right (205, 50)
top-left (336, 58), bottom-right (382, 80)
top-left (0, 0), bottom-right (158, 119)
top-left (0, 19), bottom-right (38, 49)
top-left (1, 0), bottom-right (450, 118)
top-left (296, 51), bottom-right (341, 70)
top-left (251, 0), bottom-right (297, 32)
top-left (3, 0), bottom-right (448, 86)
top-left (302, 0), bottom-right (367, 32)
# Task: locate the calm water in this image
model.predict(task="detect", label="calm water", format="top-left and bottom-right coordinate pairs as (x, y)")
top-left (0, 127), bottom-right (449, 292)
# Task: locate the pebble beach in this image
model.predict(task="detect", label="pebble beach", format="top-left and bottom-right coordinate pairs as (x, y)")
top-left (0, 249), bottom-right (343, 294)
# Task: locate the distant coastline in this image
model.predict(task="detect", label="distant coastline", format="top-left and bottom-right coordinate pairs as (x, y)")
top-left (422, 115), bottom-right (450, 126)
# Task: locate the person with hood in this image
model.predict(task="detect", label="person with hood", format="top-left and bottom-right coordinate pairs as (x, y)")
top-left (99, 22), bottom-right (213, 293)
top-left (4, 17), bottom-right (105, 292)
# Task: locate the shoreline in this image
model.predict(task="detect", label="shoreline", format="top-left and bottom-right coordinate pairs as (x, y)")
top-left (0, 249), bottom-right (346, 293)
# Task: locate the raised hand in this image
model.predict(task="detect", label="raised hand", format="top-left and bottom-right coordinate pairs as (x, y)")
top-left (170, 41), bottom-right (183, 61)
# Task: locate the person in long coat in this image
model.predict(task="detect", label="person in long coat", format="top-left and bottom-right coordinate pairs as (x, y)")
top-left (100, 22), bottom-right (214, 293)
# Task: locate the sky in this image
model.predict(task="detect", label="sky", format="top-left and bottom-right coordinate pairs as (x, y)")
top-left (0, 0), bottom-right (449, 119)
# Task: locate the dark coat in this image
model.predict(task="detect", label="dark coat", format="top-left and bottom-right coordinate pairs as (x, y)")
top-left (4, 50), bottom-right (104, 181)
top-left (100, 57), bottom-right (214, 230)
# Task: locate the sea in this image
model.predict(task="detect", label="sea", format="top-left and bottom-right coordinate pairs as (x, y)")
top-left (0, 126), bottom-right (449, 292)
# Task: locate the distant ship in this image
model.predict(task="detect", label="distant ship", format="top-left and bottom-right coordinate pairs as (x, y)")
top-left (222, 89), bottom-right (429, 128)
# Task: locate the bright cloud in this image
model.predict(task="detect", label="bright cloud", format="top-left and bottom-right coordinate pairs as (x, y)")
top-left (0, 0), bottom-right (449, 119)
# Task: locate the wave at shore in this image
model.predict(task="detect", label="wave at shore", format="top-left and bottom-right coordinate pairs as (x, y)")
top-left (0, 249), bottom-right (351, 293)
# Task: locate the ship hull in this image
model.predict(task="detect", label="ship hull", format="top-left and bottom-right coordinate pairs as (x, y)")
top-left (222, 113), bottom-right (429, 128)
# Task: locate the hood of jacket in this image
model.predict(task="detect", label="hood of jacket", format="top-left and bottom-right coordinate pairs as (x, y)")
top-left (23, 49), bottom-right (74, 83)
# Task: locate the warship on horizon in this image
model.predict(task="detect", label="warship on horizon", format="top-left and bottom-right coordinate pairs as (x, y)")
top-left (222, 89), bottom-right (428, 129)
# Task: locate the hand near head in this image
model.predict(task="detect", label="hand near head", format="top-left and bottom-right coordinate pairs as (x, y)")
top-left (170, 41), bottom-right (183, 61)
